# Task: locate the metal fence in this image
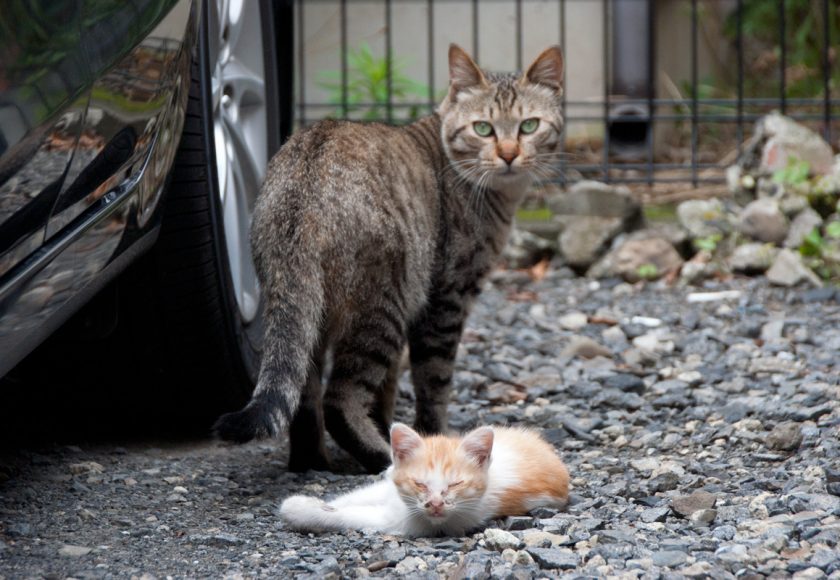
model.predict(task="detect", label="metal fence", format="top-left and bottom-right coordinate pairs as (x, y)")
top-left (292, 0), bottom-right (838, 192)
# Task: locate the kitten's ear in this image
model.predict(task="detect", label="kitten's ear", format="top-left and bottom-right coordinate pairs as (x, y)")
top-left (390, 423), bottom-right (424, 463)
top-left (447, 43), bottom-right (488, 99)
top-left (522, 45), bottom-right (564, 93)
top-left (460, 426), bottom-right (494, 468)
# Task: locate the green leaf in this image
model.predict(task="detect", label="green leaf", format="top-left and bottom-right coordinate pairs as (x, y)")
top-left (636, 263), bottom-right (659, 280)
top-left (799, 227), bottom-right (824, 257)
top-left (772, 157), bottom-right (810, 185)
top-left (826, 222), bottom-right (840, 239)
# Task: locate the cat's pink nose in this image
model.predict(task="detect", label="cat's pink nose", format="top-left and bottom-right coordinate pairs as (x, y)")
top-left (497, 141), bottom-right (520, 165)
top-left (426, 498), bottom-right (444, 513)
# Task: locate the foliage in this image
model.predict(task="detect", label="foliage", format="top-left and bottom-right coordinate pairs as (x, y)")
top-left (772, 158), bottom-right (810, 186)
top-left (799, 227), bottom-right (825, 257)
top-left (723, 0), bottom-right (839, 99)
top-left (516, 208), bottom-right (554, 222)
top-left (799, 225), bottom-right (840, 280)
top-left (693, 233), bottom-right (723, 253)
top-left (636, 263), bottom-right (660, 281)
top-left (317, 43), bottom-right (430, 121)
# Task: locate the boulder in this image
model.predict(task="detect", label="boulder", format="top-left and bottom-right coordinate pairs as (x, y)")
top-left (550, 181), bottom-right (644, 271)
top-left (588, 237), bottom-right (683, 282)
top-left (503, 227), bottom-right (555, 269)
top-left (738, 198), bottom-right (788, 244)
top-left (784, 208), bottom-right (823, 249)
top-left (728, 243), bottom-right (779, 274)
top-left (814, 156), bottom-right (840, 195)
top-left (547, 180), bottom-right (642, 225)
top-left (558, 216), bottom-right (625, 270)
top-left (766, 248), bottom-right (823, 287)
top-left (677, 199), bottom-right (729, 238)
top-left (758, 113), bottom-right (835, 176)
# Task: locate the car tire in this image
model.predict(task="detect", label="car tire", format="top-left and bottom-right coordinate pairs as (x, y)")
top-left (132, 0), bottom-right (280, 423)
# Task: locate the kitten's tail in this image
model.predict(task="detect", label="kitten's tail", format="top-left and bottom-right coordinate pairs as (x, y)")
top-left (213, 252), bottom-right (324, 444)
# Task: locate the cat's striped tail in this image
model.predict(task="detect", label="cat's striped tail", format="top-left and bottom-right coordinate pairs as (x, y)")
top-left (213, 251), bottom-right (324, 444)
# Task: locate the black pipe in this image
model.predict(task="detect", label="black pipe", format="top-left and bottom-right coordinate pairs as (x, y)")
top-left (608, 0), bottom-right (653, 159)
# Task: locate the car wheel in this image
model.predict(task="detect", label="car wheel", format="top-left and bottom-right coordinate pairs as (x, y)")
top-left (139, 0), bottom-right (280, 420)
top-left (0, 0), bottom-right (282, 437)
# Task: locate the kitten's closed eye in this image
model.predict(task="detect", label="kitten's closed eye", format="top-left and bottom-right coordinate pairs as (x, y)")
top-left (413, 480), bottom-right (428, 491)
top-left (448, 480), bottom-right (465, 489)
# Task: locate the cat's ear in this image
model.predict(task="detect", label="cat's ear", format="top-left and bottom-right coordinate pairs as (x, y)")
top-left (522, 45), bottom-right (564, 93)
top-left (460, 426), bottom-right (494, 468)
top-left (447, 43), bottom-right (488, 99)
top-left (390, 423), bottom-right (424, 463)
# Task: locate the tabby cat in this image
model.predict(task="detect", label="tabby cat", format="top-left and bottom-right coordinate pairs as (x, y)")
top-left (280, 423), bottom-right (570, 537)
top-left (214, 44), bottom-right (565, 473)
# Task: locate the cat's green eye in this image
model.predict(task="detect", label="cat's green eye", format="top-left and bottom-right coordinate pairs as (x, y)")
top-left (473, 121), bottom-right (494, 137)
top-left (520, 118), bottom-right (540, 135)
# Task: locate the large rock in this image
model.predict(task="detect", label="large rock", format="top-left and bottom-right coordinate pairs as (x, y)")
top-left (677, 199), bottom-right (729, 238)
top-left (547, 180), bottom-right (642, 224)
top-left (766, 249), bottom-right (822, 287)
top-left (738, 198), bottom-right (788, 244)
top-left (503, 227), bottom-right (555, 269)
top-left (728, 243), bottom-right (779, 273)
top-left (784, 207), bottom-right (824, 249)
top-left (587, 237), bottom-right (683, 282)
top-left (559, 216), bottom-right (625, 270)
top-left (551, 181), bottom-right (644, 270)
top-left (814, 156), bottom-right (840, 195)
top-left (758, 113), bottom-right (835, 176)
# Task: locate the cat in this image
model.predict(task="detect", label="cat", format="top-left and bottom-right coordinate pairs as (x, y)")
top-left (279, 423), bottom-right (570, 537)
top-left (214, 44), bottom-right (565, 474)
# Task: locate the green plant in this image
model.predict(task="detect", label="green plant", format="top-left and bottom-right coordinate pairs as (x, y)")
top-left (693, 233), bottom-right (723, 253)
top-left (317, 43), bottom-right (430, 121)
top-left (799, 227), bottom-right (824, 257)
top-left (799, 225), bottom-right (840, 280)
top-left (723, 0), bottom-right (840, 99)
top-left (636, 263), bottom-right (660, 281)
top-left (772, 157), bottom-right (810, 186)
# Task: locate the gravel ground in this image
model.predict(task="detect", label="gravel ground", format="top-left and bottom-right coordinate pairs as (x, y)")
top-left (1, 270), bottom-right (839, 579)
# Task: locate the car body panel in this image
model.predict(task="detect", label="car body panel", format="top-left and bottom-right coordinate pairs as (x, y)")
top-left (0, 2), bottom-right (88, 279)
top-left (0, 0), bottom-right (197, 378)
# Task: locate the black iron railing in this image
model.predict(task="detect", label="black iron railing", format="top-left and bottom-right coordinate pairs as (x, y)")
top-left (292, 0), bottom-right (838, 189)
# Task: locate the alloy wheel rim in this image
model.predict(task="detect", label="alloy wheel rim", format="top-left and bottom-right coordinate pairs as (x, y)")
top-left (208, 0), bottom-right (267, 323)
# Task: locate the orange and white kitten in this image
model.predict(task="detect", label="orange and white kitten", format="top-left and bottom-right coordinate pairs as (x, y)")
top-left (279, 423), bottom-right (569, 537)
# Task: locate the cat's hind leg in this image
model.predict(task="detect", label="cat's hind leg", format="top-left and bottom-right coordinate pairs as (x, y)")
top-left (323, 305), bottom-right (407, 473)
top-left (279, 495), bottom-right (394, 533)
top-left (288, 341), bottom-right (330, 472)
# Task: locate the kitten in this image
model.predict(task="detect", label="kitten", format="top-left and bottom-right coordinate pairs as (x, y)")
top-left (279, 423), bottom-right (570, 537)
top-left (214, 44), bottom-right (565, 474)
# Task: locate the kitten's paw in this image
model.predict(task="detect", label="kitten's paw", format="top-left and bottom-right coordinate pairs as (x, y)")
top-left (214, 401), bottom-right (279, 443)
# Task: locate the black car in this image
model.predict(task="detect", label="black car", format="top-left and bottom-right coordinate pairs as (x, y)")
top-left (0, 0), bottom-right (292, 430)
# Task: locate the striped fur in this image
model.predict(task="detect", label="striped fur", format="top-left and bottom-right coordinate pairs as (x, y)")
top-left (214, 45), bottom-right (565, 473)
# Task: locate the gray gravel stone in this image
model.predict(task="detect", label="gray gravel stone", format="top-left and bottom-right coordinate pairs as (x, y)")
top-left (652, 550), bottom-right (689, 568)
top-left (766, 421), bottom-right (804, 451)
top-left (641, 506), bottom-right (671, 523)
top-left (2, 274), bottom-right (839, 578)
top-left (525, 548), bottom-right (579, 570)
top-left (672, 491), bottom-right (718, 517)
